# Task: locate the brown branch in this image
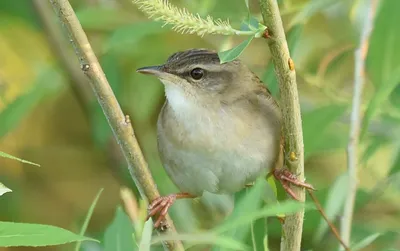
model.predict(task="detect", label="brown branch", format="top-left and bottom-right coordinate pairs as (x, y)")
top-left (47, 1), bottom-right (184, 250)
top-left (307, 190), bottom-right (350, 251)
top-left (258, 0), bottom-right (305, 250)
top-left (32, 0), bottom-right (93, 109)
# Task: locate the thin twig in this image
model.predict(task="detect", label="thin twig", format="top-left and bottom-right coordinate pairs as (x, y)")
top-left (341, 0), bottom-right (379, 248)
top-left (307, 190), bottom-right (350, 251)
top-left (48, 1), bottom-right (184, 250)
top-left (258, 0), bottom-right (305, 250)
top-left (32, 0), bottom-right (93, 109)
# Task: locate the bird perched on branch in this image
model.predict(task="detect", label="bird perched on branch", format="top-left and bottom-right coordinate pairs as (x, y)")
top-left (137, 49), bottom-right (314, 228)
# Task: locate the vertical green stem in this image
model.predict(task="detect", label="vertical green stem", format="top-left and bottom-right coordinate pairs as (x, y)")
top-left (258, 0), bottom-right (305, 250)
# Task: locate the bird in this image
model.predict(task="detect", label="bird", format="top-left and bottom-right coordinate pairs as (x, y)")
top-left (136, 48), bottom-right (314, 228)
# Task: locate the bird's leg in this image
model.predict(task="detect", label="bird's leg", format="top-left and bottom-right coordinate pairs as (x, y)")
top-left (272, 168), bottom-right (315, 201)
top-left (146, 192), bottom-right (197, 228)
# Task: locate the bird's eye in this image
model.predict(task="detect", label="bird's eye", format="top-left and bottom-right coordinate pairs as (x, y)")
top-left (190, 68), bottom-right (204, 80)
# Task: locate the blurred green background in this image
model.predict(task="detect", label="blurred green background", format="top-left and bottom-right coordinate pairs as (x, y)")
top-left (0, 0), bottom-right (400, 250)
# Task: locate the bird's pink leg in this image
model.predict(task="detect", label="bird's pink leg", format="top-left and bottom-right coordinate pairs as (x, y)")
top-left (146, 192), bottom-right (197, 228)
top-left (272, 168), bottom-right (315, 200)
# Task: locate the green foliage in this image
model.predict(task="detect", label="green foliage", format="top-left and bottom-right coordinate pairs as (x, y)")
top-left (0, 66), bottom-right (63, 139)
top-left (0, 183), bottom-right (11, 196)
top-left (152, 233), bottom-right (250, 250)
top-left (103, 206), bottom-right (137, 251)
top-left (0, 151), bottom-right (40, 167)
top-left (75, 188), bottom-right (104, 251)
top-left (0, 222), bottom-right (96, 247)
top-left (351, 233), bottom-right (382, 251)
top-left (363, 0), bottom-right (400, 138)
top-left (138, 218), bottom-right (153, 251)
top-left (302, 104), bottom-right (347, 158)
top-left (2, 0), bottom-right (400, 250)
top-left (104, 22), bottom-right (167, 54)
top-left (313, 173), bottom-right (349, 244)
top-left (289, 0), bottom-right (339, 28)
top-left (218, 36), bottom-right (254, 64)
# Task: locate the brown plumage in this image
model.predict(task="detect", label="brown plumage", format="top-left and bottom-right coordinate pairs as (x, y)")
top-left (137, 49), bottom-right (313, 228)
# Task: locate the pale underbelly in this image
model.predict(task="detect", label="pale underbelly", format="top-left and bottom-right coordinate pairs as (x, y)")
top-left (160, 143), bottom-right (272, 196)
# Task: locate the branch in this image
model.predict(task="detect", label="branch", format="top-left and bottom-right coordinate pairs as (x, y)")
top-left (32, 0), bottom-right (93, 109)
top-left (341, 0), bottom-right (379, 248)
top-left (258, 1), bottom-right (305, 250)
top-left (307, 191), bottom-right (350, 251)
top-left (48, 1), bottom-right (184, 250)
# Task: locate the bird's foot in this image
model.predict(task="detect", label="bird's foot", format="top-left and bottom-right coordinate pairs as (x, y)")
top-left (272, 168), bottom-right (315, 201)
top-left (146, 192), bottom-right (196, 228)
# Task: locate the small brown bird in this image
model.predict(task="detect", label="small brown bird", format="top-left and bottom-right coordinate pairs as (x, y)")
top-left (137, 49), bottom-right (314, 228)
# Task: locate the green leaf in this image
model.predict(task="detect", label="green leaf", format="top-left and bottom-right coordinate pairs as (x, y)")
top-left (76, 7), bottom-right (133, 31)
top-left (0, 151), bottom-right (40, 167)
top-left (240, 16), bottom-right (259, 32)
top-left (214, 200), bottom-right (312, 234)
top-left (151, 233), bottom-right (249, 251)
top-left (388, 147), bottom-right (400, 175)
top-left (313, 173), bottom-right (349, 244)
top-left (104, 22), bottom-right (167, 54)
top-left (361, 135), bottom-right (390, 164)
top-left (0, 222), bottom-right (96, 247)
top-left (360, 66), bottom-right (400, 139)
top-left (104, 206), bottom-right (137, 251)
top-left (138, 219), bottom-right (153, 251)
top-left (244, 0), bottom-right (249, 10)
top-left (289, 0), bottom-right (339, 27)
top-left (302, 104), bottom-right (347, 157)
top-left (215, 179), bottom-right (265, 246)
top-left (75, 188), bottom-right (104, 251)
top-left (367, 0), bottom-right (400, 88)
top-left (0, 66), bottom-right (63, 139)
top-left (363, 0), bottom-right (400, 137)
top-left (351, 233), bottom-right (381, 251)
top-left (218, 36), bottom-right (254, 64)
top-left (0, 183), bottom-right (12, 196)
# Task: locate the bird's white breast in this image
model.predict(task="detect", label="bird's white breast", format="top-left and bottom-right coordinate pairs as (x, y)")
top-left (158, 82), bottom-right (276, 196)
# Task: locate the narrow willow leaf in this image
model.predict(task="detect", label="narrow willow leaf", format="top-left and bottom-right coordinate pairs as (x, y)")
top-left (313, 173), bottom-right (349, 244)
top-left (214, 200), bottom-right (312, 234)
top-left (367, 0), bottom-right (400, 88)
top-left (289, 0), bottom-right (338, 27)
top-left (76, 7), bottom-right (133, 31)
top-left (361, 136), bottom-right (389, 164)
top-left (0, 151), bottom-right (40, 167)
top-left (240, 16), bottom-right (259, 32)
top-left (302, 104), bottom-right (347, 157)
top-left (75, 188), bottom-right (104, 251)
top-left (218, 36), bottom-right (254, 64)
top-left (0, 183), bottom-right (12, 196)
top-left (360, 66), bottom-right (400, 139)
top-left (104, 207), bottom-right (137, 251)
top-left (152, 233), bottom-right (249, 251)
top-left (138, 219), bottom-right (153, 251)
top-left (216, 179), bottom-right (265, 247)
top-left (0, 65), bottom-right (63, 139)
top-left (244, 0), bottom-right (249, 10)
top-left (351, 233), bottom-right (381, 251)
top-left (0, 222), bottom-right (96, 247)
top-left (388, 148), bottom-right (400, 175)
top-left (104, 22), bottom-right (166, 53)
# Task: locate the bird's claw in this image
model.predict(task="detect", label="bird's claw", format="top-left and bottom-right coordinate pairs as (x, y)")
top-left (273, 168), bottom-right (315, 201)
top-left (147, 195), bottom-right (176, 229)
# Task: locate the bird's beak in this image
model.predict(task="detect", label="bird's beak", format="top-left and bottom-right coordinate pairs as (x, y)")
top-left (136, 65), bottom-right (164, 77)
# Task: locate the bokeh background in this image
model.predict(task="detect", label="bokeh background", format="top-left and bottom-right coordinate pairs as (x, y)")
top-left (1, 0), bottom-right (400, 250)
